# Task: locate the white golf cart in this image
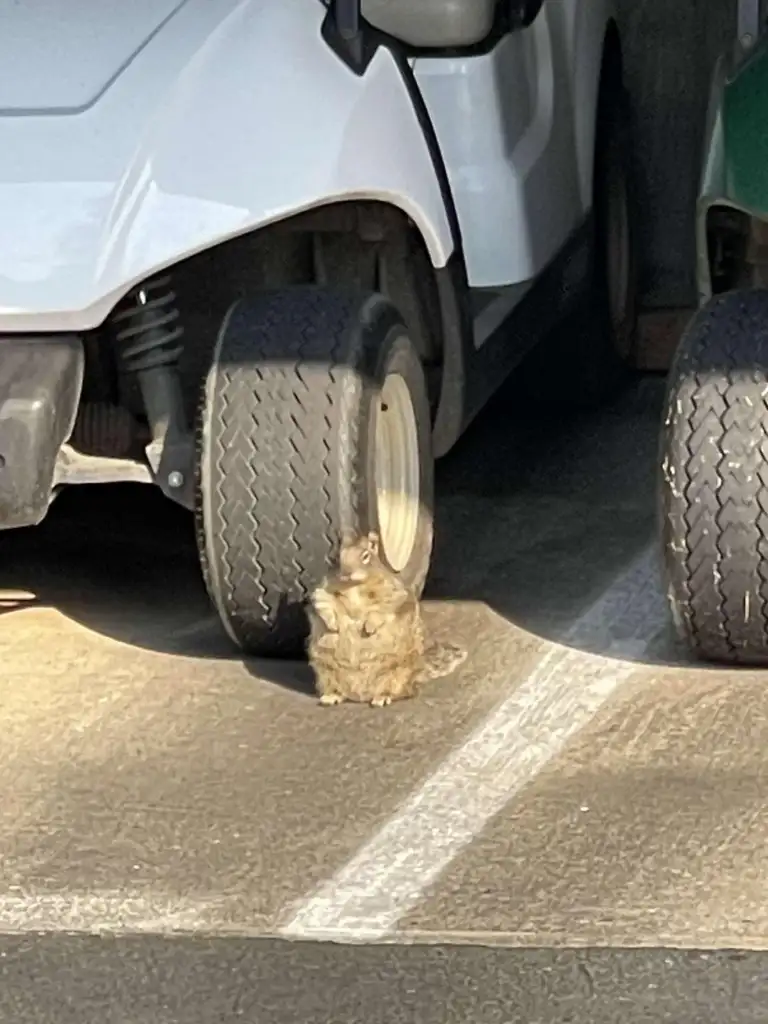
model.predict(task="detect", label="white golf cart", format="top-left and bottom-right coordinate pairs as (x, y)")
top-left (0, 0), bottom-right (637, 656)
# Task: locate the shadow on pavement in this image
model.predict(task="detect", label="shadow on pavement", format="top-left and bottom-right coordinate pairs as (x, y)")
top-left (0, 935), bottom-right (763, 1024)
top-left (0, 371), bottom-right (672, 689)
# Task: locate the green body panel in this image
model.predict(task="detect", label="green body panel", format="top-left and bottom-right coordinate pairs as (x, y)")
top-left (697, 40), bottom-right (768, 300)
top-left (722, 39), bottom-right (768, 214)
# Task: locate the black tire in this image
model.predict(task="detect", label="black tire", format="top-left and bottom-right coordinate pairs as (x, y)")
top-left (660, 288), bottom-right (768, 665)
top-left (195, 287), bottom-right (435, 658)
top-left (520, 78), bottom-right (639, 409)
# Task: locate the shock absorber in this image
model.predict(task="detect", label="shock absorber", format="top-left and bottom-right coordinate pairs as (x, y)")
top-left (111, 273), bottom-right (189, 484)
top-left (113, 273), bottom-right (184, 374)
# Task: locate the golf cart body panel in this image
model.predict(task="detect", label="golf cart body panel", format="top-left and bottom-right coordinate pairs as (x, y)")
top-left (0, 0), bottom-right (454, 332)
top-left (0, 0), bottom-right (637, 661)
top-left (413, 0), bottom-right (618, 287)
top-left (721, 39), bottom-right (768, 217)
top-left (697, 39), bottom-right (768, 301)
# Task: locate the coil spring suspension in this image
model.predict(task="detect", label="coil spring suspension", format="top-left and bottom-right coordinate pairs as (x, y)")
top-left (112, 273), bottom-right (184, 373)
top-left (110, 272), bottom-right (189, 486)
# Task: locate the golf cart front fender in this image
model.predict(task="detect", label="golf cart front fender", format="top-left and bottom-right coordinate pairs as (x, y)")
top-left (0, 0), bottom-right (454, 332)
top-left (697, 40), bottom-right (768, 300)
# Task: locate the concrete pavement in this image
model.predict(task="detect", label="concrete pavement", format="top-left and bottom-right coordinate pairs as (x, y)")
top-left (1, 373), bottom-right (768, 1018)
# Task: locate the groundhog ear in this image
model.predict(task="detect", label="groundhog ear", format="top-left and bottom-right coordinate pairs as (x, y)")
top-left (367, 531), bottom-right (380, 551)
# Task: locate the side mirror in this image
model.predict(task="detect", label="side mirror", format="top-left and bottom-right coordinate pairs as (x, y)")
top-left (509, 0), bottom-right (544, 29)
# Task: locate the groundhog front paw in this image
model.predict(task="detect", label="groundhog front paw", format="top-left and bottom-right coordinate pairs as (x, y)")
top-left (312, 590), bottom-right (339, 632)
top-left (319, 692), bottom-right (345, 706)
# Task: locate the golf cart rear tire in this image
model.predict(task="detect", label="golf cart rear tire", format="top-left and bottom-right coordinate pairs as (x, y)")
top-left (660, 288), bottom-right (768, 665)
top-left (520, 82), bottom-right (638, 409)
top-left (195, 287), bottom-right (435, 658)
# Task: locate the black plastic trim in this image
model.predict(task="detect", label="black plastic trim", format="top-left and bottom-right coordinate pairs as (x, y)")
top-left (321, 3), bottom-right (380, 75)
top-left (0, 335), bottom-right (84, 529)
top-left (385, 47), bottom-right (475, 455)
top-left (321, 1), bottom-right (546, 73)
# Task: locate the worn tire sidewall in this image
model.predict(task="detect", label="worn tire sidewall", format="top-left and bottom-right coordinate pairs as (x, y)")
top-left (516, 82), bottom-right (638, 410)
top-left (657, 289), bottom-right (768, 663)
top-left (593, 84), bottom-right (639, 370)
top-left (566, 82), bottom-right (639, 404)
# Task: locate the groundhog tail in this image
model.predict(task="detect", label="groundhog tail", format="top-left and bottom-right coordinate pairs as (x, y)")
top-left (417, 642), bottom-right (468, 683)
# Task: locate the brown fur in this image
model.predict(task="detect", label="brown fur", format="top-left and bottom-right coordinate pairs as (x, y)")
top-left (307, 531), bottom-right (467, 707)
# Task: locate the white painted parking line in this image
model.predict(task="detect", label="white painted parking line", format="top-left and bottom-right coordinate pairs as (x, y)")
top-left (280, 543), bottom-right (667, 942)
top-left (0, 892), bottom-right (221, 935)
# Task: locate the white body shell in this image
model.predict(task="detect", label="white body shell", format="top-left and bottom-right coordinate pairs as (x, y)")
top-left (414, 0), bottom-right (617, 286)
top-left (0, 0), bottom-right (616, 330)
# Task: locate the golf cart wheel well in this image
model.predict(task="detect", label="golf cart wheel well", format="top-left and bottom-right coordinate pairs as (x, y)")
top-left (75, 200), bottom-right (447, 461)
top-left (704, 204), bottom-right (768, 294)
top-left (173, 198), bottom-right (443, 386)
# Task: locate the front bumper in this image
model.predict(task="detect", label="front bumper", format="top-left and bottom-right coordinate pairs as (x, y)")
top-left (0, 335), bottom-right (83, 528)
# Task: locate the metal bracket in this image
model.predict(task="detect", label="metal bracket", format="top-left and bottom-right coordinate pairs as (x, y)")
top-left (53, 445), bottom-right (153, 487)
top-left (144, 433), bottom-right (196, 512)
top-left (135, 362), bottom-right (195, 511)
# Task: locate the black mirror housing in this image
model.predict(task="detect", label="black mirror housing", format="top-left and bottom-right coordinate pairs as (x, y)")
top-left (509, 0), bottom-right (544, 30)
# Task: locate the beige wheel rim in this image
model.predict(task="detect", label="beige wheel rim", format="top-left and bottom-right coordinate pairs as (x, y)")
top-left (374, 371), bottom-right (421, 573)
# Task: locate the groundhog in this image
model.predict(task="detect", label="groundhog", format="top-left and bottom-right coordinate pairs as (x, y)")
top-left (307, 531), bottom-right (467, 707)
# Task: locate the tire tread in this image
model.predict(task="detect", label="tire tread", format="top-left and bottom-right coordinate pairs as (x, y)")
top-left (194, 286), bottom-right (432, 658)
top-left (661, 288), bottom-right (768, 663)
top-left (195, 289), bottom-right (360, 657)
